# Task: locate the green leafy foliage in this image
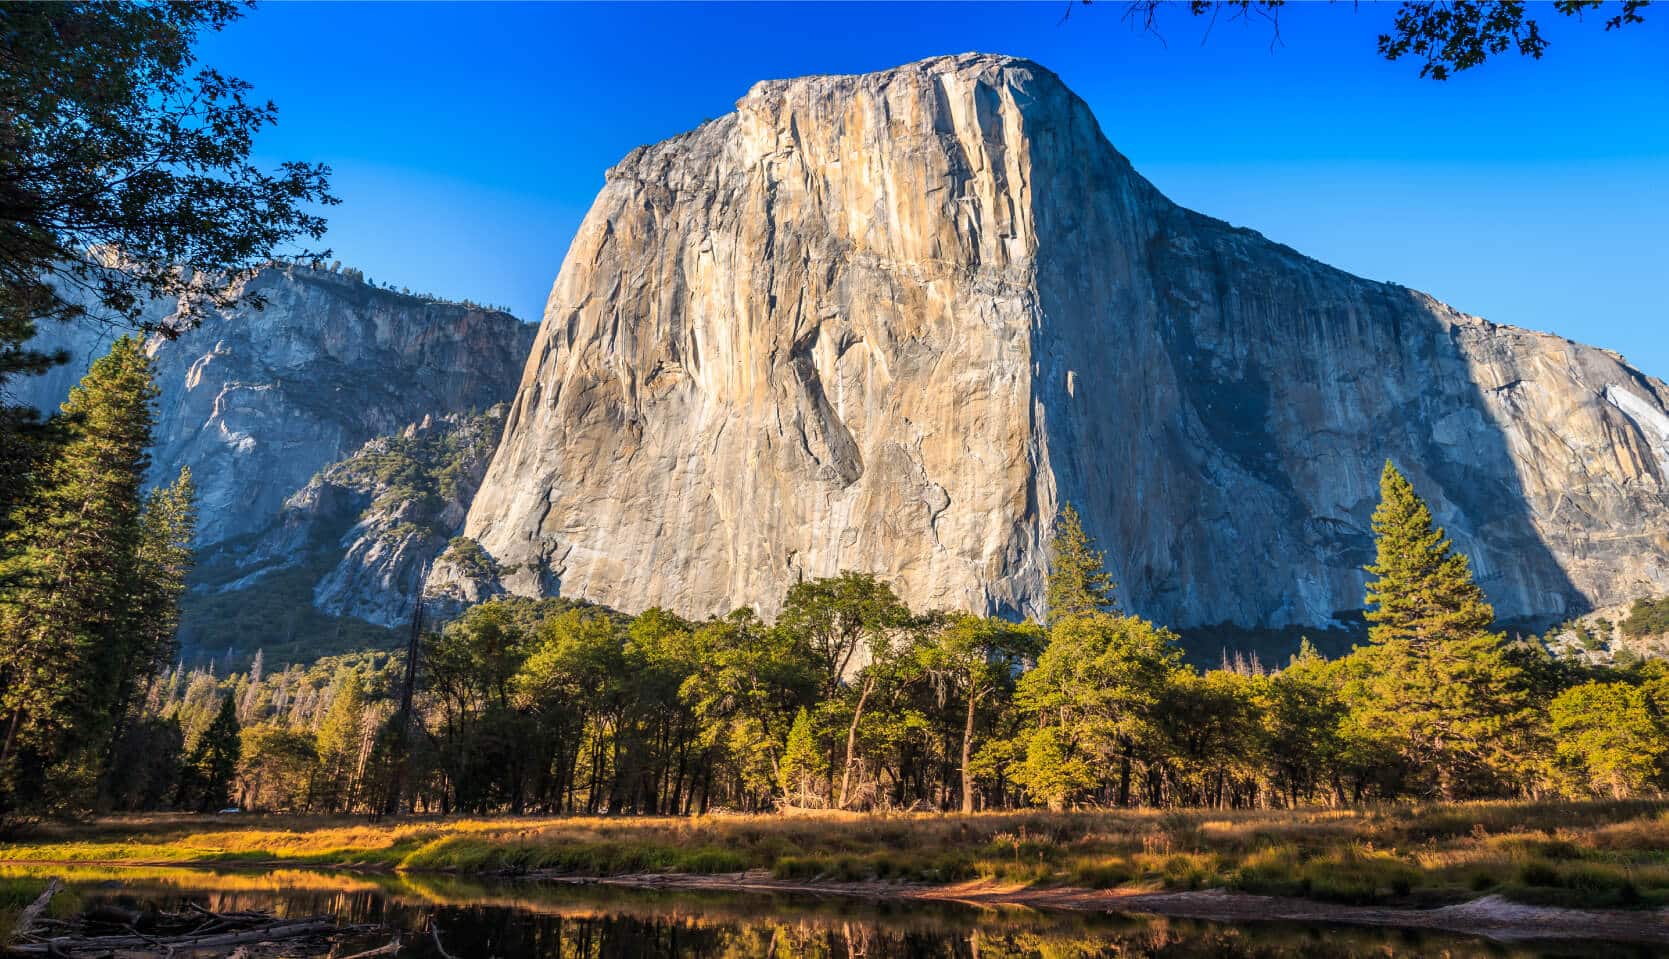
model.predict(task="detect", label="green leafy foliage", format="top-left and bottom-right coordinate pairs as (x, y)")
top-left (1549, 675), bottom-right (1669, 797)
top-left (1621, 597), bottom-right (1669, 639)
top-left (0, 1), bottom-right (334, 534)
top-left (11, 457), bottom-right (1666, 818)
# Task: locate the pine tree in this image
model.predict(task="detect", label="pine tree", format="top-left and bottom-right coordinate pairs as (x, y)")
top-left (131, 467), bottom-right (196, 670)
top-left (315, 673), bottom-right (367, 811)
top-left (778, 707), bottom-right (825, 808)
top-left (1354, 461), bottom-right (1530, 798)
top-left (1045, 504), bottom-right (1119, 625)
top-left (101, 466), bottom-right (196, 794)
top-left (1363, 462), bottom-right (1493, 649)
top-left (183, 694), bottom-right (242, 811)
top-left (0, 337), bottom-right (157, 807)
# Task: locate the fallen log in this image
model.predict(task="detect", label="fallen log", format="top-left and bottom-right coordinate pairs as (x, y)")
top-left (5, 918), bottom-right (336, 955)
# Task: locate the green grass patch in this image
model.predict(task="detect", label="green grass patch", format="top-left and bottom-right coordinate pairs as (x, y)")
top-left (4, 801), bottom-right (1669, 911)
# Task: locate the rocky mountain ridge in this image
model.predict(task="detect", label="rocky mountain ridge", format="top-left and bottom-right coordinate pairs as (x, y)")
top-left (194, 405), bottom-right (508, 628)
top-left (17, 263), bottom-right (535, 657)
top-left (1544, 598), bottom-right (1669, 666)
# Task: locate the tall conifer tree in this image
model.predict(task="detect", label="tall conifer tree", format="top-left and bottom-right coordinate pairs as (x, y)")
top-left (102, 467), bottom-right (197, 792)
top-left (1363, 462), bottom-right (1494, 649)
top-left (183, 694), bottom-right (241, 812)
top-left (0, 337), bottom-right (157, 806)
top-left (778, 707), bottom-right (825, 808)
top-left (1356, 461), bottom-right (1529, 799)
top-left (1045, 504), bottom-right (1120, 625)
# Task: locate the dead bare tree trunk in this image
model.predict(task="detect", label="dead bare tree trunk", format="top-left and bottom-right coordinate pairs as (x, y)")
top-left (837, 675), bottom-right (875, 808)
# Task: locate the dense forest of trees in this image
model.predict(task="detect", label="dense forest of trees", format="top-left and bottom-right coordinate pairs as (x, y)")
top-left (32, 463), bottom-right (1657, 819)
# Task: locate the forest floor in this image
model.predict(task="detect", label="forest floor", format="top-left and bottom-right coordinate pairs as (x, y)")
top-left (3, 800), bottom-right (1667, 936)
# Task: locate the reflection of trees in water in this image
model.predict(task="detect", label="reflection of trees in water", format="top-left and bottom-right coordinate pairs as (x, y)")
top-left (394, 908), bottom-right (1556, 959)
top-left (4, 867), bottom-right (1609, 959)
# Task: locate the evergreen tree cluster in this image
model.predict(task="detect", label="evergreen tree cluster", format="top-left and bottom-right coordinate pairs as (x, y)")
top-left (0, 0), bottom-right (334, 816)
top-left (0, 339), bottom-right (197, 813)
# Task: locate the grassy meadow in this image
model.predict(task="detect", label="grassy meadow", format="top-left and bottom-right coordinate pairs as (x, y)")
top-left (2, 800), bottom-right (1668, 912)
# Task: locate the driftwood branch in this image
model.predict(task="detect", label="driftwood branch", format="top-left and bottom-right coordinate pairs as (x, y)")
top-left (4, 892), bottom-right (396, 959)
top-left (336, 936), bottom-right (403, 959)
top-left (6, 917), bottom-right (336, 956)
top-left (6, 879), bottom-right (63, 945)
top-left (428, 921), bottom-right (460, 959)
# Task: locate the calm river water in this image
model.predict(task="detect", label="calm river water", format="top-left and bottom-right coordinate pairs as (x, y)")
top-left (6, 866), bottom-right (1657, 959)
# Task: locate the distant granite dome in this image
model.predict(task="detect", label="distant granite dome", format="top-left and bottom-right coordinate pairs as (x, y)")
top-left (456, 52), bottom-right (1669, 629)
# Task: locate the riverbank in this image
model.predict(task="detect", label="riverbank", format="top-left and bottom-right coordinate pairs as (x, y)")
top-left (4, 861), bottom-right (1668, 950)
top-left (542, 871), bottom-right (1669, 945)
top-left (3, 800), bottom-right (1666, 917)
top-left (5, 864), bottom-right (1653, 957)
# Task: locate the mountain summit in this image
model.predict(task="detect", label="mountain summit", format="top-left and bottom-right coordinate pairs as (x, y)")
top-left (466, 55), bottom-right (1666, 627)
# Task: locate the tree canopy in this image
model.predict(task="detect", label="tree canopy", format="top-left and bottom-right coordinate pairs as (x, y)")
top-left (1099, 1), bottom-right (1649, 80)
top-left (0, 1), bottom-right (335, 533)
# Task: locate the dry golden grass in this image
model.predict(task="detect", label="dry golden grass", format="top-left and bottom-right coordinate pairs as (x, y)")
top-left (2, 800), bottom-right (1666, 909)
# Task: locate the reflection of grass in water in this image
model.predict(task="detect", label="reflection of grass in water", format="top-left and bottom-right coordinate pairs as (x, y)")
top-left (4, 800), bottom-right (1669, 910)
top-left (0, 864), bottom-right (1620, 959)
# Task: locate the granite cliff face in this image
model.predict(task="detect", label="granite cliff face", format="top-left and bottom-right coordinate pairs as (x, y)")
top-left (20, 264), bottom-right (535, 546)
top-left (199, 406), bottom-right (508, 628)
top-left (461, 53), bottom-right (1669, 628)
top-left (18, 264), bottom-right (535, 645)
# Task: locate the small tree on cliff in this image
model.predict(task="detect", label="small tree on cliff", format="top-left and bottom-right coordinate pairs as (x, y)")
top-left (1045, 505), bottom-right (1120, 625)
top-left (1352, 461), bottom-right (1530, 798)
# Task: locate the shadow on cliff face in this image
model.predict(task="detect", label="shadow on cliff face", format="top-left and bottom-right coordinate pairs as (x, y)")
top-left (1020, 83), bottom-right (1580, 652)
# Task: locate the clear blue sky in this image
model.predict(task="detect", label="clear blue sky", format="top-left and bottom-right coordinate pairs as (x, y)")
top-left (201, 2), bottom-right (1668, 375)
